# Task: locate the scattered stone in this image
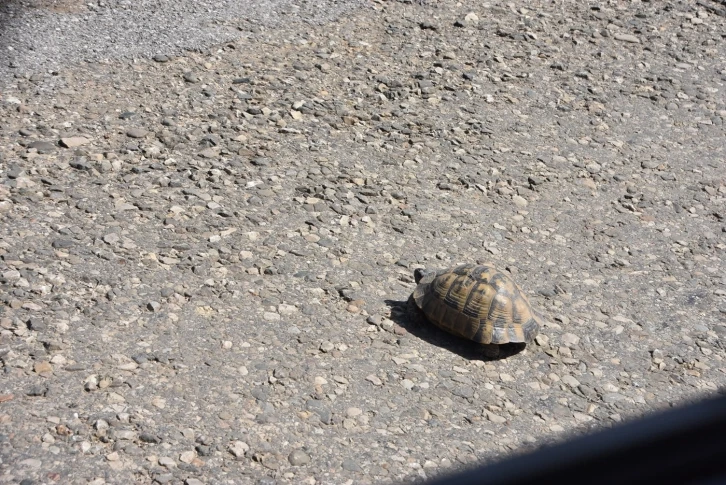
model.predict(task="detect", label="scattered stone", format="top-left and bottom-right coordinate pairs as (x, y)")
top-left (34, 362), bottom-right (53, 374)
top-left (183, 72), bottom-right (200, 83)
top-left (179, 451), bottom-right (196, 464)
top-left (561, 333), bottom-right (580, 348)
top-left (346, 407), bottom-right (362, 418)
top-left (27, 385), bottom-right (48, 397)
top-left (159, 456), bottom-right (176, 468)
top-left (229, 441), bottom-right (249, 458)
top-left (455, 12), bottom-right (479, 27)
top-left (512, 195), bottom-right (528, 208)
top-left (288, 449), bottom-right (311, 466)
top-left (451, 385), bottom-right (475, 399)
top-left (0, 3), bottom-right (722, 483)
top-left (59, 136), bottom-right (89, 148)
top-left (139, 433), bottom-right (161, 444)
top-left (561, 375), bottom-right (580, 388)
top-left (69, 158), bottom-right (91, 170)
top-left (126, 128), bottom-right (148, 139)
top-left (484, 411), bottom-right (507, 424)
top-left (28, 140), bottom-right (58, 154)
top-left (614, 33), bottom-right (640, 44)
top-left (366, 375), bottom-right (383, 386)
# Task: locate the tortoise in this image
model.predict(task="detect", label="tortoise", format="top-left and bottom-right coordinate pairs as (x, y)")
top-left (413, 263), bottom-right (543, 345)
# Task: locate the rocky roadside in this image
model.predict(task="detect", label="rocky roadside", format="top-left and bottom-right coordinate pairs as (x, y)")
top-left (0, 1), bottom-right (725, 484)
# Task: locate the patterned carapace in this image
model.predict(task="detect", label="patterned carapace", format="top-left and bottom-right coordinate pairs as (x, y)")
top-left (413, 263), bottom-right (542, 344)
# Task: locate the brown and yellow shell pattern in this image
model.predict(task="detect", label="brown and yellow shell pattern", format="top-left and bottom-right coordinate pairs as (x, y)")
top-left (413, 263), bottom-right (543, 345)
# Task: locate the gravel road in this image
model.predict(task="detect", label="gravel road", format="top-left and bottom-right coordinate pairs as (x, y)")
top-left (1, 0), bottom-right (725, 484)
top-left (0, 0), bottom-right (365, 88)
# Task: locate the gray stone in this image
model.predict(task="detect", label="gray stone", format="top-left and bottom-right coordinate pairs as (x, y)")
top-left (288, 449), bottom-right (311, 466)
top-left (183, 72), bottom-right (200, 83)
top-left (59, 136), bottom-right (89, 148)
top-left (51, 239), bottom-right (74, 249)
top-left (126, 128), bottom-right (148, 139)
top-left (561, 333), bottom-right (580, 348)
top-left (139, 433), bottom-right (161, 444)
top-left (69, 158), bottom-right (91, 170)
top-left (614, 33), bottom-right (640, 43)
top-left (451, 385), bottom-right (475, 399)
top-left (306, 400), bottom-right (332, 424)
top-left (6, 166), bottom-right (25, 179)
top-left (561, 375), bottom-right (580, 387)
top-left (28, 140), bottom-right (56, 152)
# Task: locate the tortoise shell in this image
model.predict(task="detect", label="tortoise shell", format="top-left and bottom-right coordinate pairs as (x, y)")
top-left (413, 263), bottom-right (542, 344)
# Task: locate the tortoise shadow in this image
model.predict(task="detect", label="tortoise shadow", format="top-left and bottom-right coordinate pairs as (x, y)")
top-left (384, 297), bottom-right (527, 362)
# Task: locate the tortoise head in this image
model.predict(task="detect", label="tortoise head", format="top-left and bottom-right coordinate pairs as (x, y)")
top-left (414, 268), bottom-right (433, 284)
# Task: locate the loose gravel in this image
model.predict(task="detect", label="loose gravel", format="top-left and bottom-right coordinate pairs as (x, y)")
top-left (0, 0), bottom-right (365, 88)
top-left (1, 0), bottom-right (725, 484)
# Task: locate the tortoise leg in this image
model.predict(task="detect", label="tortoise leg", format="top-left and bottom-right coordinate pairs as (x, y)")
top-left (481, 342), bottom-right (527, 361)
top-left (481, 344), bottom-right (501, 360)
top-left (406, 295), bottom-right (427, 326)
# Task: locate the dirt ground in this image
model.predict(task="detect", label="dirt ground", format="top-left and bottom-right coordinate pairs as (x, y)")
top-left (1, 0), bottom-right (725, 484)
